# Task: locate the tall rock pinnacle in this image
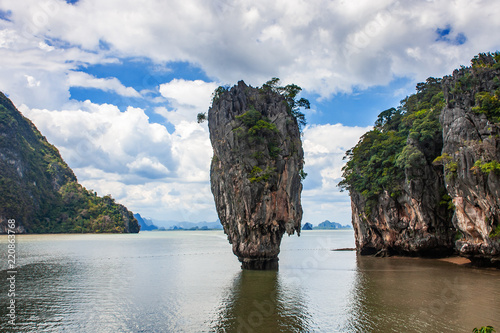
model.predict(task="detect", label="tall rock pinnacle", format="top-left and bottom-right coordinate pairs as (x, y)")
top-left (208, 80), bottom-right (305, 269)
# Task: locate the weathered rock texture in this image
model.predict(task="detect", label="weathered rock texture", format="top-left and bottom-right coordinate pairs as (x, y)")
top-left (351, 141), bottom-right (456, 257)
top-left (345, 53), bottom-right (500, 267)
top-left (441, 59), bottom-right (500, 266)
top-left (208, 81), bottom-right (303, 269)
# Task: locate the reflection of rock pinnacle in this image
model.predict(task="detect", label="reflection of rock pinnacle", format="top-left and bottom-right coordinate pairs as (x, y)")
top-left (208, 80), bottom-right (304, 270)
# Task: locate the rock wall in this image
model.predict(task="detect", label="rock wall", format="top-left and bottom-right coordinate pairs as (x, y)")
top-left (441, 61), bottom-right (500, 266)
top-left (347, 54), bottom-right (500, 266)
top-left (208, 81), bottom-right (303, 269)
top-left (351, 141), bottom-right (456, 257)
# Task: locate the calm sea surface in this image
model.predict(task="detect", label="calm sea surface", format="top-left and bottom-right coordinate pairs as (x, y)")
top-left (1, 230), bottom-right (499, 332)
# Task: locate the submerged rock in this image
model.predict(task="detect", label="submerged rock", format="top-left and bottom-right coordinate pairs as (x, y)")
top-left (208, 80), bottom-right (304, 269)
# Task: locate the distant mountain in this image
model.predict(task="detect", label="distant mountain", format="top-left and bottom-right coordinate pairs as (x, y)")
top-left (153, 219), bottom-right (223, 230)
top-left (315, 220), bottom-right (352, 230)
top-left (302, 222), bottom-right (313, 230)
top-left (167, 221), bottom-right (223, 230)
top-left (134, 213), bottom-right (158, 231)
top-left (0, 92), bottom-right (139, 234)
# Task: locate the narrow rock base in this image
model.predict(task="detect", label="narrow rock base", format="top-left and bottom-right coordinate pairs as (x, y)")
top-left (240, 257), bottom-right (279, 270)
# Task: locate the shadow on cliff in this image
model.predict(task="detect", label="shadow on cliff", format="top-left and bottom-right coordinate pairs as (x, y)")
top-left (210, 270), bottom-right (312, 332)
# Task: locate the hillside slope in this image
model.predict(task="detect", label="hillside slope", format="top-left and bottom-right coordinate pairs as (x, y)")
top-left (0, 92), bottom-right (139, 233)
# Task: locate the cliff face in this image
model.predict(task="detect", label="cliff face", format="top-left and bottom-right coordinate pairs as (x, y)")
top-left (441, 58), bottom-right (500, 266)
top-left (350, 141), bottom-right (455, 257)
top-left (342, 53), bottom-right (500, 266)
top-left (208, 81), bottom-right (304, 269)
top-left (0, 92), bottom-right (140, 234)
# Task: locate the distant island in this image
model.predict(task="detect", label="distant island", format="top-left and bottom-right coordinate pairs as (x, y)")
top-left (133, 215), bottom-right (223, 231)
top-left (301, 220), bottom-right (352, 230)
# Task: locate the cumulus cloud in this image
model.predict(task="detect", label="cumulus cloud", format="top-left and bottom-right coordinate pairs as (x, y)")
top-left (19, 98), bottom-right (215, 222)
top-left (301, 123), bottom-right (372, 223)
top-left (67, 71), bottom-right (141, 98)
top-left (156, 79), bottom-right (218, 125)
top-left (3, 0), bottom-right (498, 97)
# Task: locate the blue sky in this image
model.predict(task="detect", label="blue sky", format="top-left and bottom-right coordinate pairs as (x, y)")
top-left (0, 0), bottom-right (499, 226)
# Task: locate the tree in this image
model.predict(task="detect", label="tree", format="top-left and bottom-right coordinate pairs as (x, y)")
top-left (261, 78), bottom-right (310, 130)
top-left (197, 112), bottom-right (207, 123)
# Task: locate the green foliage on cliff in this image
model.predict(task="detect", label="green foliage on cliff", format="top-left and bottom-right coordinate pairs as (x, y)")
top-left (472, 160), bottom-right (500, 175)
top-left (339, 77), bottom-right (445, 212)
top-left (260, 77), bottom-right (310, 130)
top-left (472, 89), bottom-right (500, 123)
top-left (0, 92), bottom-right (139, 233)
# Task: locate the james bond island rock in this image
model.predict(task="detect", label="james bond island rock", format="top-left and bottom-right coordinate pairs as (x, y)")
top-left (340, 52), bottom-right (500, 267)
top-left (440, 53), bottom-right (500, 266)
top-left (207, 79), bottom-right (307, 269)
top-left (0, 92), bottom-right (140, 234)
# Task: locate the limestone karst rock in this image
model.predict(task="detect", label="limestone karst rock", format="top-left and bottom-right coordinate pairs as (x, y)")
top-left (440, 55), bottom-right (500, 266)
top-left (341, 53), bottom-right (500, 267)
top-left (208, 80), bottom-right (304, 269)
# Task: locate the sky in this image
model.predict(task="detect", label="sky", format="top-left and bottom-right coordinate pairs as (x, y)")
top-left (0, 0), bottom-right (499, 226)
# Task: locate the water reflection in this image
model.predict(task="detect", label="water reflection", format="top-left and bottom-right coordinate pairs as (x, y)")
top-left (349, 256), bottom-right (500, 333)
top-left (212, 270), bottom-right (312, 332)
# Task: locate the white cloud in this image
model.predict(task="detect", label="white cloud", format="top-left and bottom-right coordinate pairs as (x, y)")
top-left (157, 79), bottom-right (218, 125)
top-left (3, 0), bottom-right (500, 99)
top-left (24, 74), bottom-right (40, 87)
top-left (18, 99), bottom-right (215, 222)
top-left (67, 71), bottom-right (141, 98)
top-left (301, 123), bottom-right (372, 224)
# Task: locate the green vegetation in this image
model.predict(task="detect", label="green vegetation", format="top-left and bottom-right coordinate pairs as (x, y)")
top-left (472, 89), bottom-right (500, 123)
top-left (232, 106), bottom-right (281, 183)
top-left (0, 92), bottom-right (139, 233)
top-left (473, 326), bottom-right (496, 333)
top-left (471, 51), bottom-right (500, 69)
top-left (260, 77), bottom-right (310, 130)
top-left (299, 168), bottom-right (308, 180)
top-left (433, 153), bottom-right (459, 182)
top-left (471, 160), bottom-right (500, 175)
top-left (197, 112), bottom-right (207, 123)
top-left (211, 85), bottom-right (229, 104)
top-left (248, 166), bottom-right (276, 183)
top-left (490, 224), bottom-right (500, 240)
top-left (339, 77), bottom-right (445, 216)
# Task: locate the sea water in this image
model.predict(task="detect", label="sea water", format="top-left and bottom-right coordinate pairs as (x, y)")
top-left (0, 230), bottom-right (499, 332)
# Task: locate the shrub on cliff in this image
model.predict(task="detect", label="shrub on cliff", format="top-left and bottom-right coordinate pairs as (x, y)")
top-left (339, 77), bottom-right (444, 214)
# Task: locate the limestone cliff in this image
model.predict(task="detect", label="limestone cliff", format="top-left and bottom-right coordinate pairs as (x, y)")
top-left (440, 54), bottom-right (500, 266)
top-left (342, 53), bottom-right (500, 266)
top-left (349, 138), bottom-right (456, 257)
top-left (208, 80), bottom-right (304, 269)
top-left (0, 92), bottom-right (140, 234)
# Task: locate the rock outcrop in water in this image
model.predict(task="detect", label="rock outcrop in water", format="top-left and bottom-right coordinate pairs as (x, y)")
top-left (341, 53), bottom-right (500, 266)
top-left (208, 80), bottom-right (305, 269)
top-left (0, 92), bottom-right (140, 234)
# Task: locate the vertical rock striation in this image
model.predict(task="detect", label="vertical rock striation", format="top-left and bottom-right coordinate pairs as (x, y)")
top-left (350, 140), bottom-right (456, 257)
top-left (440, 55), bottom-right (500, 266)
top-left (208, 81), bottom-right (304, 269)
top-left (342, 53), bottom-right (500, 267)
